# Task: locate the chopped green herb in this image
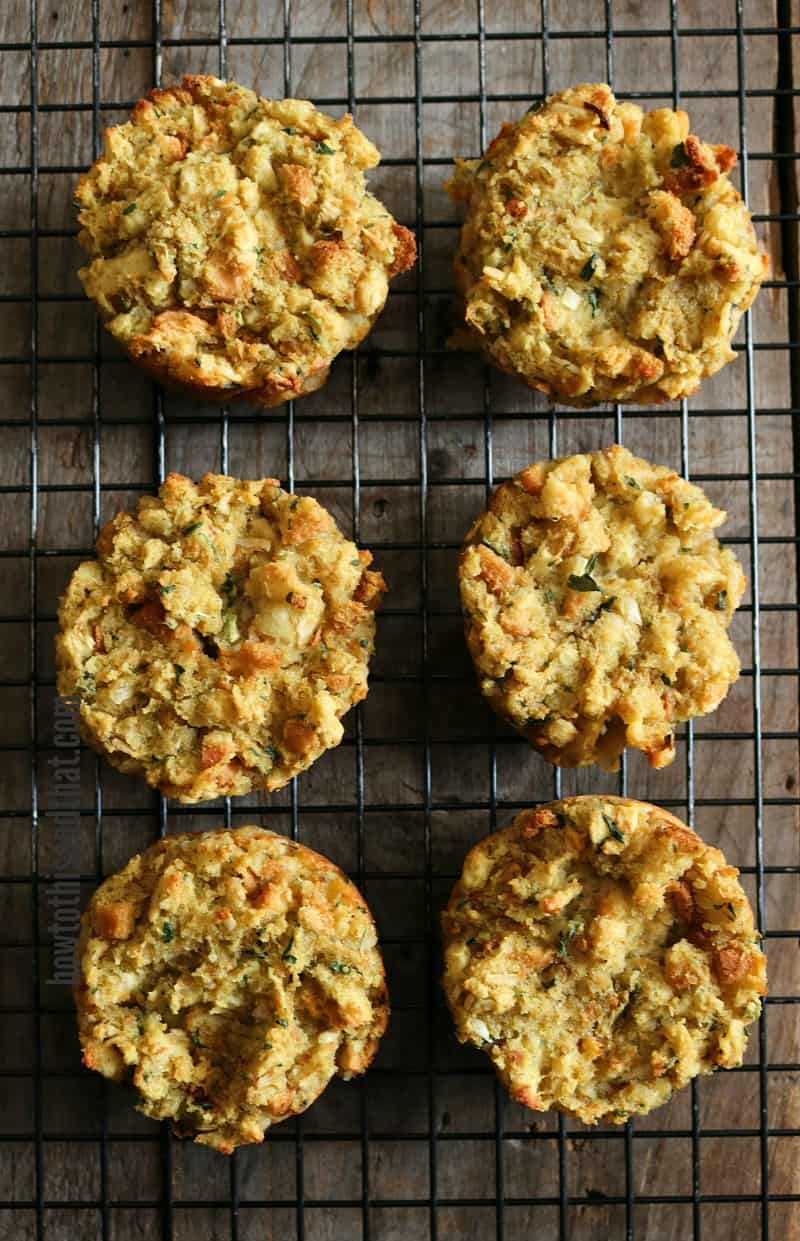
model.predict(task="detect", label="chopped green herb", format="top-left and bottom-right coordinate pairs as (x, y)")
top-left (587, 288), bottom-right (600, 316)
top-left (265, 744), bottom-right (280, 762)
top-left (670, 141), bottom-right (690, 168)
top-left (328, 960), bottom-right (360, 975)
top-left (191, 1030), bottom-right (204, 1048)
top-left (526, 100), bottom-right (544, 114)
top-left (359, 639), bottom-right (369, 648)
top-left (213, 188), bottom-right (227, 198)
top-left (282, 126), bottom-right (297, 134)
top-left (545, 589), bottom-right (555, 603)
top-left (174, 663), bottom-right (185, 680)
top-left (159, 583), bottom-right (177, 594)
top-left (162, 920), bottom-right (174, 943)
top-left (543, 977), bottom-right (558, 989)
top-left (727, 902), bottom-right (736, 920)
top-left (136, 1014), bottom-right (145, 1037)
top-left (275, 1018), bottom-right (289, 1027)
top-left (567, 571), bottom-right (600, 591)
top-left (183, 521), bottom-right (202, 536)
top-left (568, 554), bottom-right (600, 592)
top-left (624, 476), bottom-right (640, 489)
top-left (501, 229), bottom-right (517, 252)
top-left (79, 671), bottom-right (96, 695)
top-left (222, 573), bottom-right (235, 598)
top-left (588, 595), bottom-right (616, 623)
top-left (307, 317), bottom-right (321, 342)
top-left (558, 921), bottom-right (581, 959)
top-left (477, 159), bottom-right (493, 172)
top-left (602, 813), bottom-right (626, 844)
top-left (200, 532), bottom-right (222, 563)
top-left (466, 936), bottom-right (478, 946)
top-left (122, 202), bottom-right (138, 215)
top-left (315, 141), bottom-right (336, 154)
top-left (580, 252), bottom-right (599, 280)
top-left (286, 591), bottom-right (295, 604)
top-left (715, 590), bottom-right (727, 611)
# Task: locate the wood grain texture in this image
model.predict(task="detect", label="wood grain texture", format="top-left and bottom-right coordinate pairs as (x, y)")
top-left (0, 1), bottom-right (797, 1238)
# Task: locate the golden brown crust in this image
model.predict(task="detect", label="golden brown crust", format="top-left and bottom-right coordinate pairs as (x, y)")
top-left (56, 472), bottom-right (385, 802)
top-left (75, 75), bottom-right (416, 408)
top-left (77, 826), bottom-right (388, 1153)
top-left (127, 345), bottom-right (333, 409)
top-left (442, 796), bottom-right (766, 1125)
top-left (459, 445), bottom-right (745, 771)
top-left (446, 83), bottom-right (767, 407)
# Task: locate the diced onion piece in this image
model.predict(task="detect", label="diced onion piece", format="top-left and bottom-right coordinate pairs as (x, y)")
top-left (620, 596), bottom-right (642, 626)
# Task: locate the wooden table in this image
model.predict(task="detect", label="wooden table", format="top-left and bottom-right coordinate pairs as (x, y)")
top-left (0, 1), bottom-right (797, 1238)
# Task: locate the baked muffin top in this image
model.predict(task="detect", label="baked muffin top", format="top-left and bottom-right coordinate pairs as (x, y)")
top-left (76, 75), bottom-right (415, 406)
top-left (447, 83), bottom-right (767, 406)
top-left (78, 827), bottom-right (388, 1152)
top-left (57, 472), bottom-right (385, 802)
top-left (459, 445), bottom-right (744, 770)
top-left (442, 797), bottom-right (766, 1125)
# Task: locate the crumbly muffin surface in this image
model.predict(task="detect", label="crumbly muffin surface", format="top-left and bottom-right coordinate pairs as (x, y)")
top-left (77, 827), bottom-right (388, 1153)
top-left (76, 74), bottom-right (415, 406)
top-left (459, 445), bottom-right (744, 770)
top-left (442, 797), bottom-right (766, 1125)
top-left (57, 472), bottom-right (385, 802)
top-left (447, 83), bottom-right (767, 406)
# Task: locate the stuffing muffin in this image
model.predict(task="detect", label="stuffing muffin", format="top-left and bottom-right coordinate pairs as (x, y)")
top-left (77, 827), bottom-right (388, 1152)
top-left (447, 83), bottom-right (767, 406)
top-left (75, 74), bottom-right (416, 406)
top-left (459, 445), bottom-right (744, 771)
top-left (442, 797), bottom-right (766, 1125)
top-left (56, 472), bottom-right (386, 802)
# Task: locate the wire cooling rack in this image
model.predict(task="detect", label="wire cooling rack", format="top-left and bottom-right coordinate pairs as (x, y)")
top-left (0, 1), bottom-right (798, 1239)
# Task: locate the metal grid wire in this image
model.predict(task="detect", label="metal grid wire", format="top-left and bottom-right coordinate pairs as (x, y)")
top-left (0, 0), bottom-right (798, 1238)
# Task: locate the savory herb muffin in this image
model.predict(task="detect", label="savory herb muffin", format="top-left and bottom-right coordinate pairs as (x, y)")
top-left (459, 445), bottom-right (744, 770)
top-left (442, 797), bottom-right (766, 1125)
top-left (75, 74), bottom-right (416, 406)
top-left (77, 826), bottom-right (388, 1152)
top-left (447, 82), bottom-right (767, 406)
top-left (56, 472), bottom-right (385, 802)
